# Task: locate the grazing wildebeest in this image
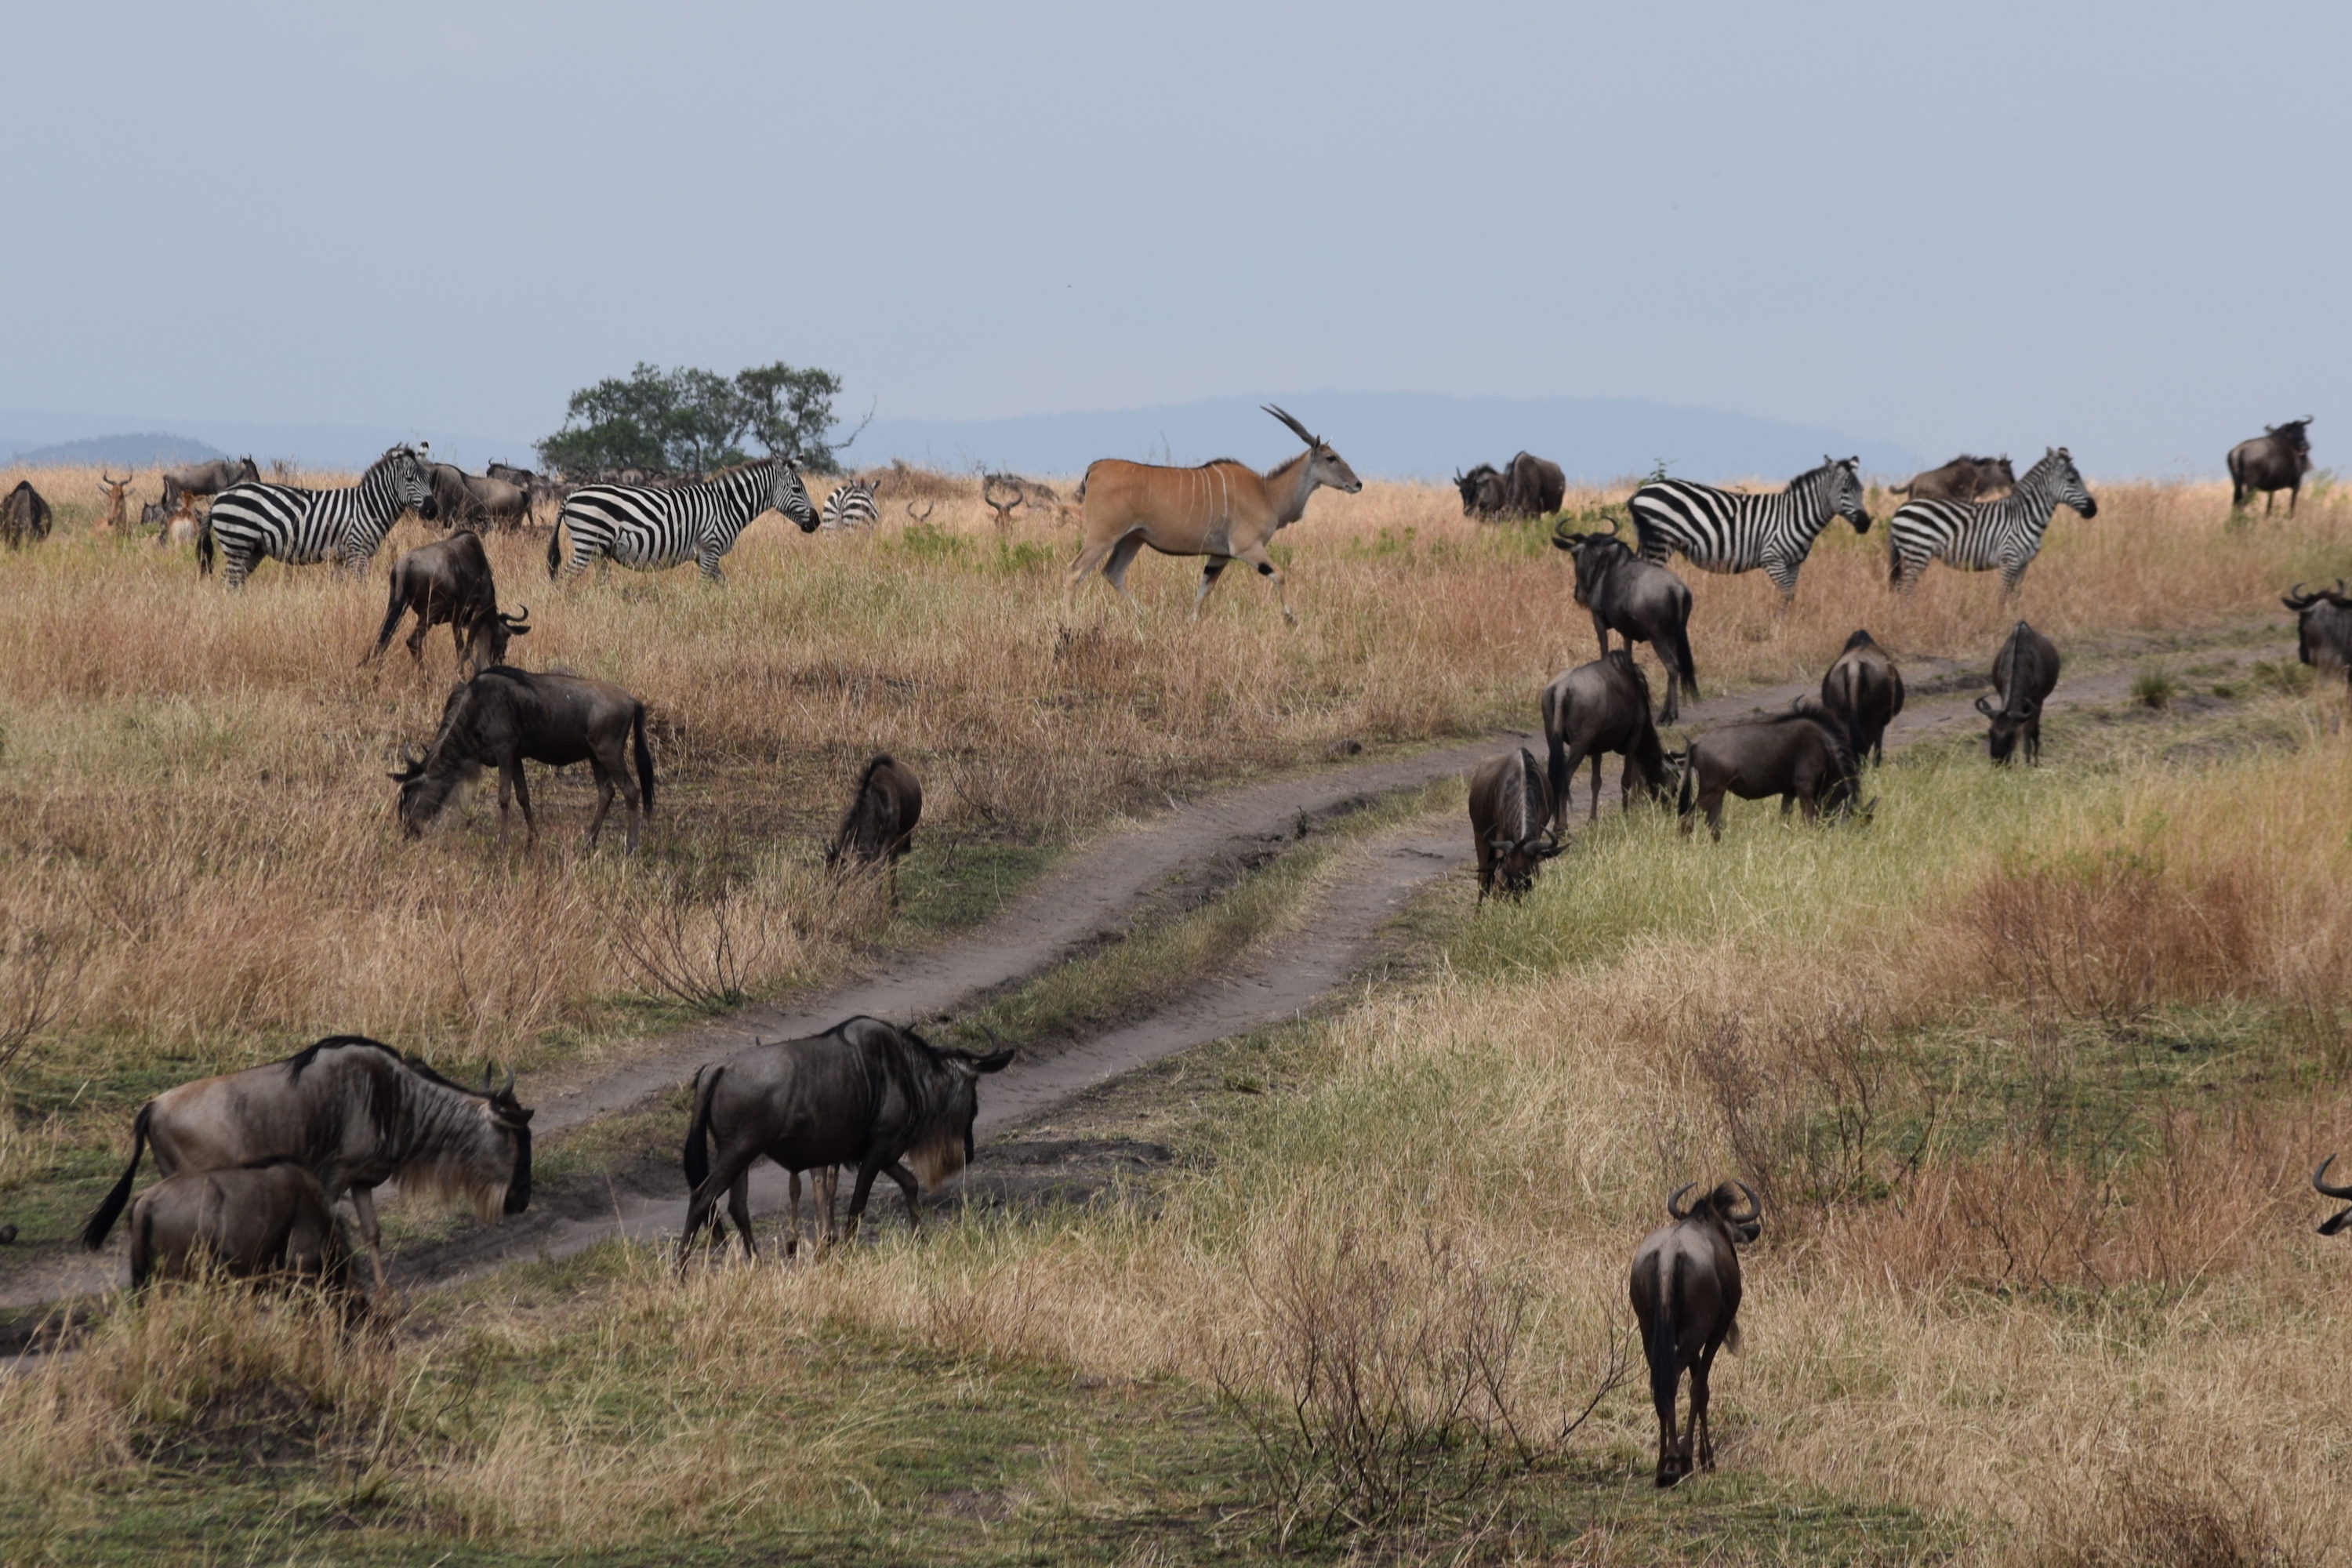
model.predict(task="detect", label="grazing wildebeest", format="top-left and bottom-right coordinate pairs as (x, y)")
top-left (1889, 454), bottom-right (2013, 503)
top-left (368, 531), bottom-right (530, 675)
top-left (1677, 702), bottom-right (1864, 840)
top-left (1541, 651), bottom-right (1674, 827)
top-left (161, 456), bottom-right (260, 510)
top-left (1551, 524), bottom-right (1700, 720)
top-left (80, 1036), bottom-right (533, 1293)
top-left (1454, 463), bottom-right (1509, 519)
top-left (96, 471), bottom-right (133, 535)
top-left (126, 1159), bottom-right (357, 1298)
top-left (1, 481), bottom-right (53, 548)
top-left (1819, 630), bottom-right (1906, 764)
top-left (826, 754), bottom-right (923, 901)
top-left (2229, 418), bottom-right (2313, 517)
top-left (1467, 747), bottom-right (1561, 902)
top-left (2313, 1156), bottom-right (2352, 1235)
top-left (1631, 457), bottom-right (1871, 602)
top-left (390, 666), bottom-right (654, 850)
top-left (463, 471), bottom-right (535, 530)
top-left (1066, 405), bottom-right (1362, 625)
top-left (1630, 1181), bottom-right (1759, 1487)
top-left (677, 1016), bottom-right (1014, 1265)
top-left (1978, 620), bottom-right (2060, 765)
top-left (2283, 580), bottom-right (2352, 678)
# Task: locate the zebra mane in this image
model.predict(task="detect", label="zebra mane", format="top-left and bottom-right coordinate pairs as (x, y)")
top-left (1787, 456), bottom-right (1856, 491)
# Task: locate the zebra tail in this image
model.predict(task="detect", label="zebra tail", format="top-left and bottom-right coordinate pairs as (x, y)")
top-left (633, 705), bottom-right (655, 817)
top-left (81, 1102), bottom-right (153, 1250)
top-left (545, 520), bottom-right (564, 580)
top-left (196, 513), bottom-right (215, 577)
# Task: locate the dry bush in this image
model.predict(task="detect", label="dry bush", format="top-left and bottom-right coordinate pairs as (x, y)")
top-left (2018, 1450), bottom-right (2309, 1567)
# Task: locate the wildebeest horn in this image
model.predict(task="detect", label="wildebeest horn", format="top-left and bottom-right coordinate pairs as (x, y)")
top-left (387, 742), bottom-right (426, 780)
top-left (1262, 405), bottom-right (1319, 448)
top-left (2314, 1156), bottom-right (2352, 1200)
top-left (503, 1066), bottom-right (516, 1098)
top-left (1973, 695), bottom-right (1998, 717)
top-left (1728, 1181), bottom-right (1762, 1223)
top-left (505, 604), bottom-right (529, 624)
top-left (1667, 1182), bottom-right (1696, 1219)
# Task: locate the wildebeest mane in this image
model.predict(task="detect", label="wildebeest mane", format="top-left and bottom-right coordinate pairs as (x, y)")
top-left (280, 1034), bottom-right (525, 1211)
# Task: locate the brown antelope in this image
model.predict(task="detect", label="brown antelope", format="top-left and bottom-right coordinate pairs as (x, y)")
top-left (982, 474), bottom-right (1025, 531)
top-left (96, 471), bottom-right (133, 535)
top-left (1065, 405), bottom-right (1362, 625)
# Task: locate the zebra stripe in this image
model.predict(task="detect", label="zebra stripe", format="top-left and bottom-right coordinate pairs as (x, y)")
top-left (1887, 448), bottom-right (2096, 593)
top-left (548, 458), bottom-right (819, 582)
top-left (820, 479), bottom-right (879, 530)
top-left (199, 447), bottom-right (435, 586)
top-left (1628, 457), bottom-right (1871, 599)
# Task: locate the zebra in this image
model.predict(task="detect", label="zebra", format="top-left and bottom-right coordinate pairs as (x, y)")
top-left (1887, 448), bottom-right (2097, 593)
top-left (198, 446), bottom-right (437, 586)
top-left (1628, 456), bottom-right (1872, 601)
top-left (546, 457), bottom-right (819, 583)
top-left (820, 478), bottom-right (880, 530)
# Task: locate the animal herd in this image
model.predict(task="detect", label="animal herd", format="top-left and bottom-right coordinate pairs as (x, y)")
top-left (30, 401), bottom-right (2352, 1496)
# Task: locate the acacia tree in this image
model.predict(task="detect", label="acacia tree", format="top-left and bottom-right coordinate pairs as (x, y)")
top-left (537, 361), bottom-right (848, 477)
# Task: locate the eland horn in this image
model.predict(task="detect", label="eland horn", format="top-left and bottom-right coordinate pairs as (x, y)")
top-left (1262, 404), bottom-right (1319, 448)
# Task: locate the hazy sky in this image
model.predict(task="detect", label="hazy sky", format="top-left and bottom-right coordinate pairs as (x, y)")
top-left (9, 2), bottom-right (2342, 473)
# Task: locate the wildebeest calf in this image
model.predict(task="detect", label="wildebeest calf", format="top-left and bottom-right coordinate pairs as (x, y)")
top-left (391, 666), bottom-right (655, 849)
top-left (1541, 650), bottom-right (1672, 826)
top-left (1552, 524), bottom-right (1699, 720)
top-left (1468, 747), bottom-right (1560, 902)
top-left (1891, 454), bottom-right (2013, 503)
top-left (1979, 620), bottom-right (2060, 765)
top-left (1630, 1181), bottom-right (1759, 1486)
top-left (1819, 630), bottom-right (1906, 764)
top-left (368, 531), bottom-right (531, 675)
top-left (827, 754), bottom-right (923, 901)
top-left (127, 1158), bottom-right (357, 1298)
top-left (1677, 702), bottom-right (1863, 840)
top-left (2284, 581), bottom-right (2352, 679)
top-left (677, 1016), bottom-right (1013, 1266)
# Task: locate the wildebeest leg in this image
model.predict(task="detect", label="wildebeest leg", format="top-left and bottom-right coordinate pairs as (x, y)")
top-left (584, 761), bottom-right (617, 849)
top-left (1238, 543), bottom-right (1294, 626)
top-left (1781, 793), bottom-right (1797, 819)
top-left (1691, 1341), bottom-right (1721, 1471)
top-left (1587, 750), bottom-right (1604, 822)
top-left (405, 612), bottom-right (430, 662)
top-left (507, 763), bottom-right (539, 847)
top-left (882, 1160), bottom-right (923, 1230)
top-left (843, 1161), bottom-right (885, 1240)
top-left (2288, 481), bottom-right (2299, 519)
top-left (1706, 789), bottom-right (1726, 842)
top-left (348, 1185), bottom-right (390, 1296)
top-left (787, 1170), bottom-right (804, 1258)
top-left (1192, 557), bottom-right (1232, 617)
top-left (820, 1166), bottom-right (840, 1248)
top-left (725, 1168), bottom-right (755, 1258)
top-left (1591, 609), bottom-right (1611, 657)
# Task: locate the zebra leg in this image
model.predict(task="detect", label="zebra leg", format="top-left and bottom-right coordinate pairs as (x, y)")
top-left (1766, 559), bottom-right (1798, 602)
top-left (698, 545), bottom-right (727, 583)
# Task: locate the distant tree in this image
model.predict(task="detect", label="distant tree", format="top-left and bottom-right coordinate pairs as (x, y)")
top-left (536, 361), bottom-right (848, 477)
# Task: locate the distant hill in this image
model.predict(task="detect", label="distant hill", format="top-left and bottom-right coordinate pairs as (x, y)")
top-left (8, 432), bottom-right (229, 467)
top-left (856, 392), bottom-right (1926, 485)
top-left (0, 408), bottom-right (531, 472)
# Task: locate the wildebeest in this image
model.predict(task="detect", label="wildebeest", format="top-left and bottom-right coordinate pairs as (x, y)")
top-left (2283, 580), bottom-right (2352, 677)
top-left (2229, 418), bottom-right (2313, 517)
top-left (161, 455), bottom-right (260, 510)
top-left (1889, 454), bottom-right (2013, 503)
top-left (826, 754), bottom-right (923, 900)
top-left (1551, 524), bottom-right (1700, 720)
top-left (1, 481), bottom-right (53, 548)
top-left (368, 532), bottom-right (530, 675)
top-left (80, 1035), bottom-right (533, 1293)
top-left (126, 1158), bottom-right (357, 1298)
top-left (1467, 747), bottom-right (1560, 902)
top-left (1541, 651), bottom-right (1673, 827)
top-left (1630, 457), bottom-right (1871, 601)
top-left (677, 1016), bottom-right (1014, 1265)
top-left (1455, 452), bottom-right (1566, 520)
top-left (2312, 1156), bottom-right (2352, 1235)
top-left (1630, 1181), bottom-right (1759, 1487)
top-left (1819, 630), bottom-right (1906, 764)
top-left (1978, 620), bottom-right (2060, 765)
top-left (1677, 702), bottom-right (1864, 840)
top-left (1066, 405), bottom-right (1362, 625)
top-left (426, 463), bottom-right (534, 532)
top-left (96, 471), bottom-right (133, 535)
top-left (390, 666), bottom-right (654, 850)
top-left (485, 461), bottom-right (539, 489)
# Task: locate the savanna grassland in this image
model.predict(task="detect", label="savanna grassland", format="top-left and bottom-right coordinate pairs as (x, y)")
top-left (4, 459), bottom-right (2352, 1564)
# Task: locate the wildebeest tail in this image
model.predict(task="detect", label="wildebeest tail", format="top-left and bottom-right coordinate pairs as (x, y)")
top-left (1666, 618), bottom-right (1699, 701)
top-left (1544, 701), bottom-right (1571, 818)
top-left (545, 519), bottom-right (564, 580)
top-left (681, 1065), bottom-right (718, 1192)
top-left (633, 704), bottom-right (655, 816)
top-left (1646, 1251), bottom-right (1684, 1425)
top-left (1677, 746), bottom-right (1697, 817)
top-left (81, 1102), bottom-right (153, 1250)
top-left (196, 511), bottom-right (215, 576)
top-left (366, 568), bottom-right (410, 662)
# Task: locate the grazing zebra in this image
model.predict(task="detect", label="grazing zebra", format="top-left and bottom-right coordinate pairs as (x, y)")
top-left (198, 446), bottom-right (437, 586)
top-left (1628, 456), bottom-right (1871, 601)
top-left (546, 457), bottom-right (819, 583)
top-left (1887, 448), bottom-right (2096, 593)
top-left (820, 478), bottom-right (880, 530)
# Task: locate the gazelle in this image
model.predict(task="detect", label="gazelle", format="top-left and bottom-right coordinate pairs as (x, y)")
top-left (1065, 405), bottom-right (1360, 625)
